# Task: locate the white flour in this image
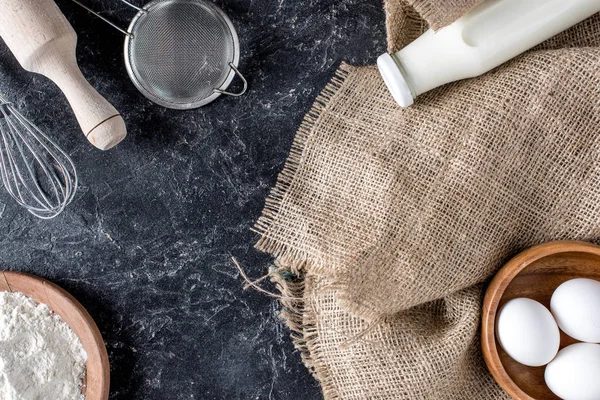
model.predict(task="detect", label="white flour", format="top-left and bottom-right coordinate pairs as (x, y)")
top-left (0, 292), bottom-right (87, 400)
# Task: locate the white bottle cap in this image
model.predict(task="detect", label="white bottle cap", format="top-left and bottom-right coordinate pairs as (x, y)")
top-left (377, 53), bottom-right (414, 107)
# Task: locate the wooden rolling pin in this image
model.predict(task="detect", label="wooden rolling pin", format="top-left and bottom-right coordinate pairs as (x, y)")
top-left (0, 0), bottom-right (126, 150)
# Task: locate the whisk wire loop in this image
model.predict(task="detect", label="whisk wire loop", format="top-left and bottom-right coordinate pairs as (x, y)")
top-left (0, 96), bottom-right (78, 219)
top-left (10, 115), bottom-right (62, 208)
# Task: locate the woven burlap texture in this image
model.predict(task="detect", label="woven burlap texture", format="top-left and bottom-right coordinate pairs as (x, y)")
top-left (255, 3), bottom-right (600, 399)
top-left (390, 0), bottom-right (483, 32)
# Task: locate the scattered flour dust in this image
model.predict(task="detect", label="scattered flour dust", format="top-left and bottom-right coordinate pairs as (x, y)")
top-left (0, 292), bottom-right (87, 400)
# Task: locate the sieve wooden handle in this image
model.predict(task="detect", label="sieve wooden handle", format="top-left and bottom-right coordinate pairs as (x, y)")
top-left (0, 0), bottom-right (126, 150)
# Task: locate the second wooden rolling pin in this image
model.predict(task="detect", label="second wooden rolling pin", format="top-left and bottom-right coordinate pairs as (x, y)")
top-left (0, 0), bottom-right (127, 150)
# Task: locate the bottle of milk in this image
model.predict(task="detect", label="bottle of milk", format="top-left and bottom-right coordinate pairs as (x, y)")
top-left (377, 0), bottom-right (600, 107)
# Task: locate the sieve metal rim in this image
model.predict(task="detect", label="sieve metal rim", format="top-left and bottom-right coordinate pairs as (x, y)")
top-left (123, 0), bottom-right (241, 109)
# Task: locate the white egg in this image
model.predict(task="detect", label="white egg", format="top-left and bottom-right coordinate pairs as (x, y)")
top-left (496, 298), bottom-right (560, 366)
top-left (545, 343), bottom-right (600, 400)
top-left (551, 278), bottom-right (600, 343)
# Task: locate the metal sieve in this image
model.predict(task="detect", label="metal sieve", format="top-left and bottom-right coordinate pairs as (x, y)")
top-left (72, 0), bottom-right (247, 109)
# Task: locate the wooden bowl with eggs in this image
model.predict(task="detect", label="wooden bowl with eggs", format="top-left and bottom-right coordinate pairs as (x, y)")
top-left (482, 240), bottom-right (600, 400)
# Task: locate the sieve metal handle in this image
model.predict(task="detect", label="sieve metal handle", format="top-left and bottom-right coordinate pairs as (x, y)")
top-left (70, 0), bottom-right (146, 38)
top-left (213, 63), bottom-right (248, 97)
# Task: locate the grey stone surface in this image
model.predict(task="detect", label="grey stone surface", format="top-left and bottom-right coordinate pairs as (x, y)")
top-left (0, 0), bottom-right (385, 398)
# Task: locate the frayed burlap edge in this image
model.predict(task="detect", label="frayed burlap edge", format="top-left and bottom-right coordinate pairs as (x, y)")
top-left (254, 67), bottom-right (356, 397)
top-left (253, 63), bottom-right (353, 273)
top-left (271, 265), bottom-right (342, 400)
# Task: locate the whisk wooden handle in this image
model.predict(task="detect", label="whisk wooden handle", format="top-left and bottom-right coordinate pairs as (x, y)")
top-left (0, 0), bottom-right (126, 150)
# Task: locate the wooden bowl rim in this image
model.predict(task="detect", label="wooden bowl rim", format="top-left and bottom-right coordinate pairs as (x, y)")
top-left (0, 271), bottom-right (110, 400)
top-left (481, 240), bottom-right (600, 400)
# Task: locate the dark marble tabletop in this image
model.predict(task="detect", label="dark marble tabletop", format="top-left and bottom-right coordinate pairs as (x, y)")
top-left (0, 0), bottom-right (385, 398)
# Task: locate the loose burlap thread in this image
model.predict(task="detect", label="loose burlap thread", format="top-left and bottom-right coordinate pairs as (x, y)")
top-left (255, 2), bottom-right (600, 399)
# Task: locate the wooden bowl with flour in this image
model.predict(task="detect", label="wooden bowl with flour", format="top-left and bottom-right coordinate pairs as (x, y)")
top-left (0, 271), bottom-right (109, 400)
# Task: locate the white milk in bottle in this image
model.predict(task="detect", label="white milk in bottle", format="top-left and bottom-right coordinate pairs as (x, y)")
top-left (378, 0), bottom-right (600, 107)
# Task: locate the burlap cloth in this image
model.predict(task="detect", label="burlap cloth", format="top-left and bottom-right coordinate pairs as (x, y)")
top-left (254, 1), bottom-right (600, 398)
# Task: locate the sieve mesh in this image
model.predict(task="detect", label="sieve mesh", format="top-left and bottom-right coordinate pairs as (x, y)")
top-left (125, 0), bottom-right (238, 108)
